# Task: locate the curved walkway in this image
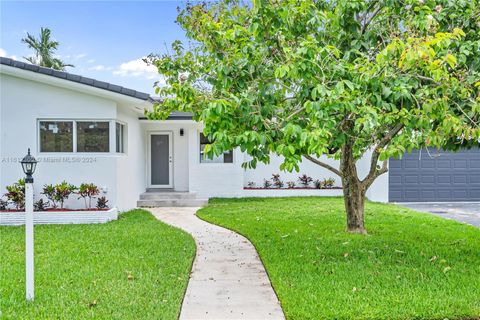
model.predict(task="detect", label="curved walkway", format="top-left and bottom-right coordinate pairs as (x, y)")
top-left (150, 207), bottom-right (285, 320)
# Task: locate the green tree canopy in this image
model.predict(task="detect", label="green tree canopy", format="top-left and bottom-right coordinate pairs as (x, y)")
top-left (22, 27), bottom-right (73, 71)
top-left (147, 0), bottom-right (480, 233)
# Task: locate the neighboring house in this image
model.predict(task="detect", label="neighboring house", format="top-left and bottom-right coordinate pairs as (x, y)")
top-left (0, 57), bottom-right (478, 210)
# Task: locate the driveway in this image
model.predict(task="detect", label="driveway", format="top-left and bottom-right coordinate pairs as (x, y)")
top-left (398, 202), bottom-right (480, 227)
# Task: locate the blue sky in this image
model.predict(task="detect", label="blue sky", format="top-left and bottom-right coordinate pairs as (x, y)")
top-left (0, 1), bottom-right (190, 94)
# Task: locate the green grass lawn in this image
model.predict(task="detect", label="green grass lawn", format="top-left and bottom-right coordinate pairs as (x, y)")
top-left (197, 197), bottom-right (480, 320)
top-left (0, 210), bottom-right (195, 319)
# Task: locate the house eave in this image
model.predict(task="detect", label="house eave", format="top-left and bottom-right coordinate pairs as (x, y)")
top-left (0, 62), bottom-right (151, 106)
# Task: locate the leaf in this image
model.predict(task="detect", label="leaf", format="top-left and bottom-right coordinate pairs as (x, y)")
top-left (443, 266), bottom-right (451, 273)
top-left (382, 86), bottom-right (392, 98)
top-left (445, 54), bottom-right (457, 68)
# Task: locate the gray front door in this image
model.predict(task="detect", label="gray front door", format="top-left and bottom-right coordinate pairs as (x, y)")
top-left (389, 148), bottom-right (480, 202)
top-left (149, 133), bottom-right (172, 188)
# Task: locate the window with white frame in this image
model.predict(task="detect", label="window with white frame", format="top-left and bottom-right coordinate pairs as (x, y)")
top-left (77, 121), bottom-right (110, 152)
top-left (199, 133), bottom-right (233, 163)
top-left (39, 120), bottom-right (116, 153)
top-left (39, 121), bottom-right (74, 152)
top-left (116, 122), bottom-right (126, 153)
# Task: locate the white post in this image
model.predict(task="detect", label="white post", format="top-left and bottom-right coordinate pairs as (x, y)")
top-left (25, 182), bottom-right (34, 301)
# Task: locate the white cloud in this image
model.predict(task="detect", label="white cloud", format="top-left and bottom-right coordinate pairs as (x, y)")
top-left (89, 65), bottom-right (113, 71)
top-left (113, 57), bottom-right (159, 80)
top-left (0, 48), bottom-right (18, 60)
top-left (75, 53), bottom-right (87, 59)
top-left (87, 59), bottom-right (95, 63)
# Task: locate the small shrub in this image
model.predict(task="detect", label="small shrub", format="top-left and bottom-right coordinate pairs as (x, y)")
top-left (77, 183), bottom-right (100, 209)
top-left (314, 179), bottom-right (322, 189)
top-left (271, 174), bottom-right (284, 188)
top-left (263, 179), bottom-right (272, 188)
top-left (96, 196), bottom-right (109, 209)
top-left (0, 197), bottom-right (8, 210)
top-left (42, 184), bottom-right (58, 208)
top-left (5, 179), bottom-right (25, 210)
top-left (43, 181), bottom-right (76, 209)
top-left (298, 174), bottom-right (313, 187)
top-left (55, 181), bottom-right (76, 209)
top-left (247, 181), bottom-right (256, 188)
top-left (34, 199), bottom-right (49, 211)
top-left (323, 177), bottom-right (335, 188)
top-left (287, 181), bottom-right (296, 188)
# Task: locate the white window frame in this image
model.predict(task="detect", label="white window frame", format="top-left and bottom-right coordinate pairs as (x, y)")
top-left (198, 131), bottom-right (234, 165)
top-left (37, 119), bottom-right (123, 155)
top-left (115, 121), bottom-right (128, 154)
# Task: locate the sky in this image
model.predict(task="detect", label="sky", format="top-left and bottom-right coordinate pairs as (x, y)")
top-left (0, 0), bottom-right (191, 94)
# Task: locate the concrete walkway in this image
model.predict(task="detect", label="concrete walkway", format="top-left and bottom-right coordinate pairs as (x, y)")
top-left (150, 207), bottom-right (285, 320)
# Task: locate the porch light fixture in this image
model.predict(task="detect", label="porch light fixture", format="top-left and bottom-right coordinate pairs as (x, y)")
top-left (180, 128), bottom-right (184, 136)
top-left (21, 148), bottom-right (37, 183)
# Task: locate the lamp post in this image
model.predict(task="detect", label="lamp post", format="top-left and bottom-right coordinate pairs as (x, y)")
top-left (21, 148), bottom-right (37, 301)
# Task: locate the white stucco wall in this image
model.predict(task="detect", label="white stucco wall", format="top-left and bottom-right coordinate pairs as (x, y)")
top-left (244, 155), bottom-right (342, 188)
top-left (188, 124), bottom-right (245, 198)
top-left (242, 152), bottom-right (387, 202)
top-left (0, 72), bottom-right (149, 211)
top-left (0, 68), bottom-right (390, 211)
top-left (115, 105), bottom-right (146, 211)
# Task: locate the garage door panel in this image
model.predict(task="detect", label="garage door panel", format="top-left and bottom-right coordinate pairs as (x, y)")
top-left (452, 189), bottom-right (468, 199)
top-left (453, 175), bottom-right (467, 184)
top-left (404, 190), bottom-right (420, 200)
top-left (454, 160), bottom-right (468, 168)
top-left (405, 160), bottom-right (420, 168)
top-left (437, 175), bottom-right (451, 184)
top-left (405, 175), bottom-right (419, 184)
top-left (421, 190), bottom-right (435, 199)
top-left (437, 160), bottom-right (451, 168)
top-left (470, 189), bottom-right (480, 198)
top-left (420, 160), bottom-right (435, 168)
top-left (389, 148), bottom-right (480, 202)
top-left (470, 175), bottom-right (480, 184)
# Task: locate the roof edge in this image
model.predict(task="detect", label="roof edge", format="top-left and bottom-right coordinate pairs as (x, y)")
top-left (0, 56), bottom-right (153, 101)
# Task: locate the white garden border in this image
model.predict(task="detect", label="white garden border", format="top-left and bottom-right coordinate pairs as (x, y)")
top-left (0, 208), bottom-right (118, 226)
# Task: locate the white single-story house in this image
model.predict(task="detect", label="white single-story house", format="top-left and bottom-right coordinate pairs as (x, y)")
top-left (1, 57), bottom-right (479, 211)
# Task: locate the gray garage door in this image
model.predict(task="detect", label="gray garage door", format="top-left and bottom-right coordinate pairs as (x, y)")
top-left (389, 148), bottom-right (480, 202)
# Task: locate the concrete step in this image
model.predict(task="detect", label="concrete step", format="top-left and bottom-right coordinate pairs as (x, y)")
top-left (139, 192), bottom-right (198, 200)
top-left (137, 198), bottom-right (209, 208)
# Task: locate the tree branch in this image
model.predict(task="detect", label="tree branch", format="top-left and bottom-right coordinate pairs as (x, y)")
top-left (305, 155), bottom-right (343, 177)
top-left (361, 3), bottom-right (383, 34)
top-left (361, 123), bottom-right (404, 186)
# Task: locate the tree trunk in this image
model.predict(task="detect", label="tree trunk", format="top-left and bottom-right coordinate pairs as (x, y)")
top-left (340, 140), bottom-right (367, 234)
top-left (342, 180), bottom-right (366, 234)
